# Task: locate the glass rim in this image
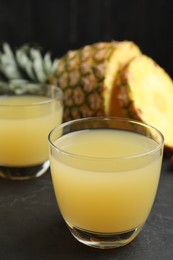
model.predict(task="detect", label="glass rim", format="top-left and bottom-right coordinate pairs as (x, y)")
top-left (48, 117), bottom-right (164, 160)
top-left (0, 85), bottom-right (63, 107)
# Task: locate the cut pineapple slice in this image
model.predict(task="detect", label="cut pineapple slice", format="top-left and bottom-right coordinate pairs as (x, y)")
top-left (110, 55), bottom-right (173, 150)
top-left (103, 41), bottom-right (141, 114)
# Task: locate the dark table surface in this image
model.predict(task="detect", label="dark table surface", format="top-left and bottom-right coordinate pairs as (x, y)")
top-left (0, 157), bottom-right (173, 260)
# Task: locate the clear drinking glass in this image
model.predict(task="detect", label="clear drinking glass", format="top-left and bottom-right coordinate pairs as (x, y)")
top-left (0, 84), bottom-right (63, 180)
top-left (48, 117), bottom-right (164, 249)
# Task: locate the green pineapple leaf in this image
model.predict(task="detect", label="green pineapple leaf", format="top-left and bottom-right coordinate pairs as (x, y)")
top-left (0, 42), bottom-right (58, 94)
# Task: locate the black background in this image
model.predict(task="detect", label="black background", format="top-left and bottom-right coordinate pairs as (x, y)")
top-left (0, 0), bottom-right (172, 77)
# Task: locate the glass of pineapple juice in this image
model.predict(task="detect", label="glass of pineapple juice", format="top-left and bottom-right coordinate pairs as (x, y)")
top-left (0, 84), bottom-right (63, 180)
top-left (48, 117), bottom-right (164, 249)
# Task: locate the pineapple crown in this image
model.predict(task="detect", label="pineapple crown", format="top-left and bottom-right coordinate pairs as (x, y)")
top-left (0, 42), bottom-right (58, 94)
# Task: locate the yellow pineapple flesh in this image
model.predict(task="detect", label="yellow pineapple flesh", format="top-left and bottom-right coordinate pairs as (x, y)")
top-left (109, 55), bottom-right (173, 150)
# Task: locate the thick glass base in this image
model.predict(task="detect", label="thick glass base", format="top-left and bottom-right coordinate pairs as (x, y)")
top-left (66, 221), bottom-right (144, 249)
top-left (0, 160), bottom-right (49, 180)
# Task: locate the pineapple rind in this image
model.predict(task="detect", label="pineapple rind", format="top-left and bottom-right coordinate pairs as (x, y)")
top-left (52, 42), bottom-right (114, 121)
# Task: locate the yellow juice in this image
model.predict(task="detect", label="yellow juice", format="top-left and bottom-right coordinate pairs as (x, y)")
top-left (0, 95), bottom-right (63, 166)
top-left (50, 129), bottom-right (162, 233)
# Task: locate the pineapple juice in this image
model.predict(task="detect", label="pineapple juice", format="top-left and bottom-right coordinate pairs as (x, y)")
top-left (0, 95), bottom-right (63, 166)
top-left (50, 129), bottom-right (162, 233)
